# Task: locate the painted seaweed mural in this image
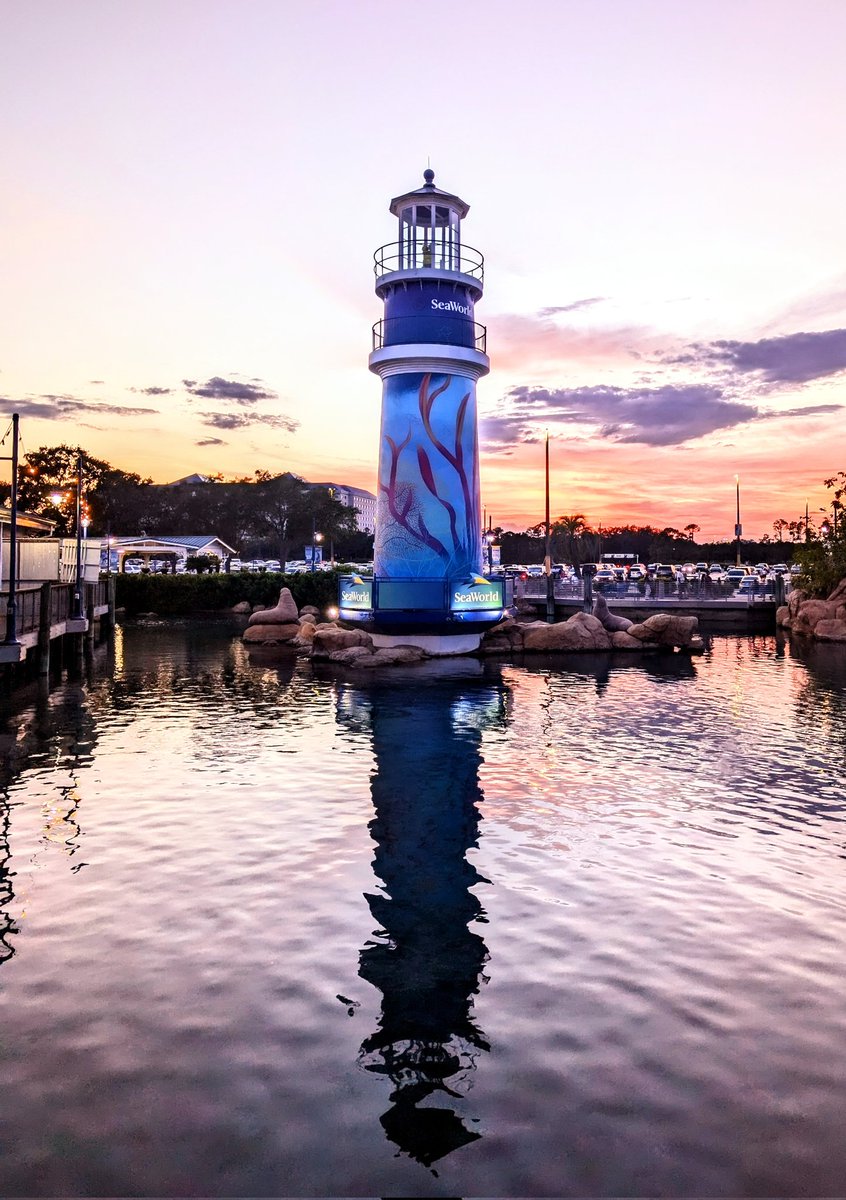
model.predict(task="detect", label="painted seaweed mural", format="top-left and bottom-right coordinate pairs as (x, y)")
top-left (375, 372), bottom-right (482, 580)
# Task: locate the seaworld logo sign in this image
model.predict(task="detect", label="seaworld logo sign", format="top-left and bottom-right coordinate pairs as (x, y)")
top-left (431, 298), bottom-right (471, 317)
top-left (451, 577), bottom-right (503, 612)
top-left (340, 576), bottom-right (373, 610)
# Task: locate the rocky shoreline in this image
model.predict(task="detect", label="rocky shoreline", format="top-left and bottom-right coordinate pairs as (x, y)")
top-left (776, 577), bottom-right (846, 643)
top-left (239, 588), bottom-right (705, 667)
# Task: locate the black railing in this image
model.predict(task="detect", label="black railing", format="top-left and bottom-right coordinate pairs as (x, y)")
top-left (374, 241), bottom-right (484, 282)
top-left (518, 577), bottom-right (788, 604)
top-left (372, 316), bottom-right (487, 354)
top-left (0, 586), bottom-right (41, 635)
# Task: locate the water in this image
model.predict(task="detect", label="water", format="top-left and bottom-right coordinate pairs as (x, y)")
top-left (0, 622), bottom-right (844, 1197)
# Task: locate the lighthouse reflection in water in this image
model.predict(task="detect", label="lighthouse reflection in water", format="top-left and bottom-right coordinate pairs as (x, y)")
top-left (336, 667), bottom-right (508, 1169)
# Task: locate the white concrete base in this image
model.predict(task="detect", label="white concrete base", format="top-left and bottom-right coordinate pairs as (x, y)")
top-left (371, 631), bottom-right (481, 656)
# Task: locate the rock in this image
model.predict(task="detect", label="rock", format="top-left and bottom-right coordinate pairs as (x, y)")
top-left (827, 579), bottom-right (846, 606)
top-left (328, 646), bottom-right (377, 665)
top-left (294, 622), bottom-right (316, 643)
top-left (593, 594), bottom-right (634, 632)
top-left (371, 646), bottom-right (427, 666)
top-left (787, 588), bottom-right (808, 619)
top-left (479, 618), bottom-right (525, 654)
top-left (243, 622), bottom-right (300, 644)
top-left (792, 599), bottom-right (839, 634)
top-left (837, 605), bottom-right (846, 623)
top-left (776, 605), bottom-right (791, 628)
top-left (300, 604), bottom-right (321, 617)
top-left (624, 623), bottom-right (658, 642)
top-left (611, 630), bottom-right (651, 650)
top-left (522, 614), bottom-right (612, 652)
top-left (247, 587), bottom-right (299, 626)
top-left (813, 619), bottom-right (846, 642)
top-left (298, 614), bottom-right (316, 626)
top-left (312, 626), bottom-right (374, 657)
top-left (327, 644), bottom-right (427, 667)
top-left (638, 613), bottom-right (699, 647)
top-left (478, 633), bottom-right (513, 655)
top-left (231, 600), bottom-right (251, 614)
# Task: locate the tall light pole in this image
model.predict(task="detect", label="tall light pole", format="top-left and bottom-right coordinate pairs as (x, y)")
top-left (544, 430), bottom-right (554, 623)
top-left (3, 413), bottom-right (20, 646)
top-left (805, 499), bottom-right (810, 543)
top-left (310, 518), bottom-right (323, 574)
top-left (734, 474), bottom-right (742, 567)
top-left (72, 451), bottom-right (84, 619)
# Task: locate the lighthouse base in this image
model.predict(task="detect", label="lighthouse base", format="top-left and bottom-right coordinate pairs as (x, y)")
top-left (371, 631), bottom-right (482, 657)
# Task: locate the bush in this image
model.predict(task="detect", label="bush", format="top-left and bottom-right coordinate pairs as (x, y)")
top-left (115, 570), bottom-right (340, 616)
top-left (792, 537), bottom-right (846, 598)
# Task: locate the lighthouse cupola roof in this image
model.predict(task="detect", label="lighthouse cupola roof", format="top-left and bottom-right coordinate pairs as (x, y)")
top-left (389, 167), bottom-right (470, 219)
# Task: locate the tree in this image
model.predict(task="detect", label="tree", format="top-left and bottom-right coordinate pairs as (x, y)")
top-left (683, 523), bottom-right (700, 541)
top-left (773, 518), bottom-right (790, 543)
top-left (16, 444), bottom-right (148, 536)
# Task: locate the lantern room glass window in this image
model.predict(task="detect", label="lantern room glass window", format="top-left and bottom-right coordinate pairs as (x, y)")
top-left (398, 203), bottom-right (462, 271)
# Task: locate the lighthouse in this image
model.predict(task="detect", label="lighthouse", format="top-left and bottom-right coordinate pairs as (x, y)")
top-left (339, 169), bottom-right (506, 653)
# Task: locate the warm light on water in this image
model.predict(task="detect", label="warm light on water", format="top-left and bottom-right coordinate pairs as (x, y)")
top-left (0, 621), bottom-right (844, 1196)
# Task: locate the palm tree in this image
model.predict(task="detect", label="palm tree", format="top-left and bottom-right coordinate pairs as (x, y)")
top-left (554, 513), bottom-right (589, 569)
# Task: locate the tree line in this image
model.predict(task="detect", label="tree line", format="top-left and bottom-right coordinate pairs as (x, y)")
top-left (4, 444), bottom-right (371, 566)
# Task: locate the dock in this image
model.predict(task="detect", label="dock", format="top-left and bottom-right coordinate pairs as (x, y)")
top-left (0, 579), bottom-right (115, 674)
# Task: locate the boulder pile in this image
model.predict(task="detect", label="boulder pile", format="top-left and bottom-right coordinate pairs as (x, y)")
top-left (777, 578), bottom-right (846, 642)
top-left (479, 600), bottom-right (703, 655)
top-left (241, 588), bottom-right (704, 665)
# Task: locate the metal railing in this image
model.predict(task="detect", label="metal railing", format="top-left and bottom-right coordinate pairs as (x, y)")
top-left (0, 586), bottom-right (42, 635)
top-left (518, 576), bottom-right (790, 604)
top-left (374, 241), bottom-right (485, 281)
top-left (372, 316), bottom-right (487, 353)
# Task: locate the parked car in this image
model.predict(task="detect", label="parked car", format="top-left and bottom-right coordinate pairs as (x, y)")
top-left (725, 567), bottom-right (749, 587)
top-left (772, 563), bottom-right (790, 575)
top-left (628, 565), bottom-right (647, 582)
top-left (708, 565), bottom-right (725, 581)
top-left (593, 568), bottom-right (617, 585)
top-left (653, 564), bottom-right (675, 581)
top-left (737, 576), bottom-right (760, 594)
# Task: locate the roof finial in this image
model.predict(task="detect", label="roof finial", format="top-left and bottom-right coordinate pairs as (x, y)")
top-left (423, 166), bottom-right (435, 185)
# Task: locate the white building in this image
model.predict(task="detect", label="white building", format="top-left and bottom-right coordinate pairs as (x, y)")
top-left (312, 482), bottom-right (377, 533)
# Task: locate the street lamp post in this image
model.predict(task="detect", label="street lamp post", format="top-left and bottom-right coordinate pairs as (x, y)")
top-left (734, 474), bottom-right (742, 567)
top-left (310, 518), bottom-right (323, 574)
top-left (3, 413), bottom-right (20, 646)
top-left (544, 431), bottom-right (554, 623)
top-left (72, 451), bottom-right (84, 619)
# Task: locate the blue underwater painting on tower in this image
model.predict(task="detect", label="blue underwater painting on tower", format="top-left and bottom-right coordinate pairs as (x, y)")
top-left (375, 371), bottom-right (482, 580)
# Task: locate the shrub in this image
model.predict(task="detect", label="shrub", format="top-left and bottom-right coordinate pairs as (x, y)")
top-left (115, 570), bottom-right (340, 616)
top-left (792, 536), bottom-right (846, 598)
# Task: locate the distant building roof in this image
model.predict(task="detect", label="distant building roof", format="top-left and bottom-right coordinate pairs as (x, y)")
top-left (113, 534), bottom-right (238, 554)
top-left (0, 506), bottom-right (56, 533)
top-left (163, 473), bottom-right (213, 486)
top-left (312, 481), bottom-right (376, 501)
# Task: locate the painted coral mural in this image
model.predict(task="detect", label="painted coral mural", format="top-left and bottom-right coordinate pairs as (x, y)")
top-left (375, 372), bottom-right (482, 580)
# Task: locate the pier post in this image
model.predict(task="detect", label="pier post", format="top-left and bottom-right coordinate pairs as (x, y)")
top-left (37, 581), bottom-right (52, 676)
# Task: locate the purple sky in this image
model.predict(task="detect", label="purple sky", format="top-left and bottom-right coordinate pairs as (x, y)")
top-left (2, 0), bottom-right (845, 536)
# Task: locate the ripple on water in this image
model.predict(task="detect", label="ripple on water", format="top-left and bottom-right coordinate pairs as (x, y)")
top-left (0, 628), bottom-right (844, 1195)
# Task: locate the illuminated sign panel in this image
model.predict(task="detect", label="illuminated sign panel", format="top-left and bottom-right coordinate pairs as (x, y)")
top-left (378, 579), bottom-right (445, 610)
top-left (451, 579), bottom-right (504, 612)
top-left (339, 577), bottom-right (373, 611)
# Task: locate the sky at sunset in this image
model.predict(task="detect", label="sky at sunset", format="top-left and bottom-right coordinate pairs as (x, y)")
top-left (2, 0), bottom-right (845, 539)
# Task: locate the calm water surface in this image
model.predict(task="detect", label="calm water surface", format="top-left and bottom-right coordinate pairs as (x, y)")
top-left (0, 622), bottom-right (844, 1197)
